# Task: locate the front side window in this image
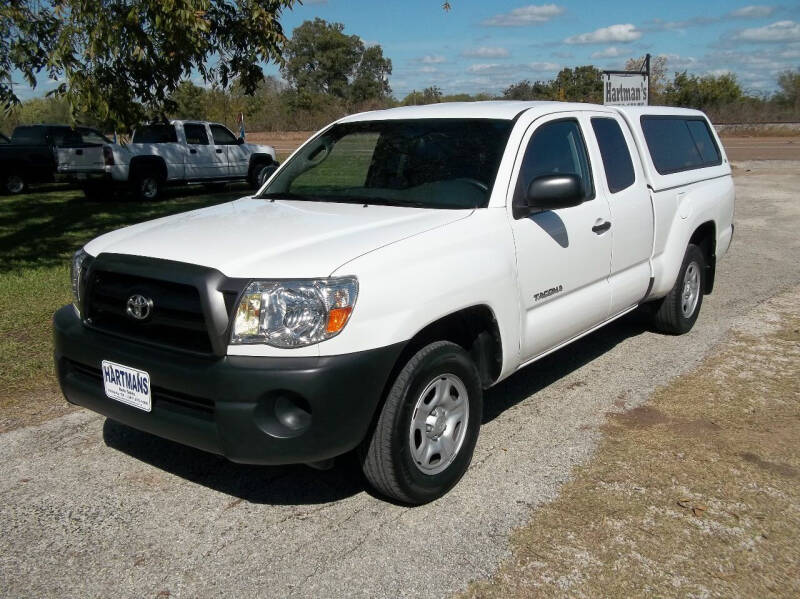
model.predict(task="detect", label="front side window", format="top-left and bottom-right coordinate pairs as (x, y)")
top-left (132, 125), bottom-right (178, 144)
top-left (261, 119), bottom-right (513, 209)
top-left (184, 123), bottom-right (209, 145)
top-left (210, 125), bottom-right (238, 145)
top-left (591, 117), bottom-right (635, 193)
top-left (515, 119), bottom-right (594, 203)
top-left (641, 116), bottom-right (721, 174)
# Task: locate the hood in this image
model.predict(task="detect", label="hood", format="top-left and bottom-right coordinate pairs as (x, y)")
top-left (84, 197), bottom-right (471, 278)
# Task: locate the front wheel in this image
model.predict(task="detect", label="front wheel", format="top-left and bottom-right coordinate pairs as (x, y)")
top-left (249, 161), bottom-right (277, 189)
top-left (652, 243), bottom-right (706, 334)
top-left (2, 172), bottom-right (26, 195)
top-left (359, 341), bottom-right (483, 504)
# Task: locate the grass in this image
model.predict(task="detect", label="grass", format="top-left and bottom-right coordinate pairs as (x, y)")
top-left (463, 291), bottom-right (800, 598)
top-left (0, 182), bottom-right (250, 431)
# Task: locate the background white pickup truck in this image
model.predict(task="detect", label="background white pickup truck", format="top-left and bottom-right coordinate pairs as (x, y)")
top-left (55, 101), bottom-right (734, 504)
top-left (57, 120), bottom-right (278, 200)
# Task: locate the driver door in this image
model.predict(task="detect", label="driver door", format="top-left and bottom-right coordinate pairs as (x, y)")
top-left (509, 114), bottom-right (613, 361)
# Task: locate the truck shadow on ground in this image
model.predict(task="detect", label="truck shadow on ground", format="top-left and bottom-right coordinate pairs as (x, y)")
top-left (102, 310), bottom-right (651, 506)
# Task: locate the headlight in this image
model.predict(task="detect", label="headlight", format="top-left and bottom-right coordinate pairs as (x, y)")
top-left (231, 277), bottom-right (358, 347)
top-left (70, 249), bottom-right (90, 314)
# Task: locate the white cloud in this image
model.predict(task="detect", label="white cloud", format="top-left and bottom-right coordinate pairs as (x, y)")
top-left (565, 24), bottom-right (642, 45)
top-left (729, 5), bottom-right (775, 19)
top-left (591, 46), bottom-right (623, 59)
top-left (420, 55), bottom-right (447, 64)
top-left (419, 66), bottom-right (439, 73)
top-left (462, 46), bottom-right (510, 58)
top-left (528, 61), bottom-right (560, 71)
top-left (467, 63), bottom-right (501, 73)
top-left (733, 20), bottom-right (800, 42)
top-left (481, 4), bottom-right (565, 27)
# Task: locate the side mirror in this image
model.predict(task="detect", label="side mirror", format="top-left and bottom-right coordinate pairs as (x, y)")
top-left (527, 174), bottom-right (584, 210)
top-left (236, 137), bottom-right (245, 145)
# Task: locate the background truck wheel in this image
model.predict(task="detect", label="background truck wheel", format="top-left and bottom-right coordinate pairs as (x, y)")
top-left (249, 161), bottom-right (277, 189)
top-left (2, 173), bottom-right (26, 195)
top-left (132, 171), bottom-right (162, 201)
top-left (652, 243), bottom-right (706, 335)
top-left (359, 341), bottom-right (483, 505)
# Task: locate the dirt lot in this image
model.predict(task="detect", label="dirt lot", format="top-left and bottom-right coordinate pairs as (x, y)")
top-left (721, 137), bottom-right (800, 161)
top-left (0, 148), bottom-right (798, 597)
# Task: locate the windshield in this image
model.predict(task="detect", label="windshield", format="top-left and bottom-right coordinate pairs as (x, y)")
top-left (260, 118), bottom-right (513, 209)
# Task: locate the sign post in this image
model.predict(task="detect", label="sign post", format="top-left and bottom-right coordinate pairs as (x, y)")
top-left (603, 53), bottom-right (650, 107)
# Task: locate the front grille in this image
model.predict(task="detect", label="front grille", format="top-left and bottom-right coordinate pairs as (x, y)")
top-left (86, 269), bottom-right (213, 354)
top-left (67, 359), bottom-right (215, 420)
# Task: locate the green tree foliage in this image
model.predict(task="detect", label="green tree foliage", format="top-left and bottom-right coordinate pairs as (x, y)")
top-left (502, 80), bottom-right (553, 101)
top-left (281, 18), bottom-right (392, 106)
top-left (775, 69), bottom-right (800, 111)
top-left (663, 71), bottom-right (743, 109)
top-left (1, 0), bottom-right (297, 129)
top-left (551, 66), bottom-right (603, 103)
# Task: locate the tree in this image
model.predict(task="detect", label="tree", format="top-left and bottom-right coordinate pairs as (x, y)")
top-left (281, 19), bottom-right (392, 106)
top-left (169, 81), bottom-right (208, 120)
top-left (502, 80), bottom-right (553, 101)
top-left (625, 55), bottom-right (668, 101)
top-left (775, 69), bottom-right (800, 111)
top-left (664, 72), bottom-right (743, 109)
top-left (551, 66), bottom-right (603, 103)
top-left (1, 0), bottom-right (297, 129)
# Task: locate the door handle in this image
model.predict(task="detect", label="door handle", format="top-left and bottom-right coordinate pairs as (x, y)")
top-left (592, 221), bottom-right (612, 234)
top-left (189, 149), bottom-right (197, 154)
top-left (215, 149), bottom-right (223, 154)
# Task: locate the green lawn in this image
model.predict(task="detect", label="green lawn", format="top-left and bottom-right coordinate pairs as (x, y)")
top-left (0, 183), bottom-right (250, 427)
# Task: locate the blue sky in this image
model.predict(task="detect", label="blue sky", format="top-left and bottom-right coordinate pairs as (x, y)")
top-left (15, 1), bottom-right (800, 100)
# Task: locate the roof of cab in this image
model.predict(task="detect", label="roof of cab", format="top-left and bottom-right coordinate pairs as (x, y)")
top-left (337, 101), bottom-right (613, 122)
top-left (337, 101), bottom-right (712, 123)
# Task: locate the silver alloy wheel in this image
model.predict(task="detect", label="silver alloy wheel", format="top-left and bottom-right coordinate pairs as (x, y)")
top-left (681, 261), bottom-right (701, 318)
top-left (140, 177), bottom-right (158, 200)
top-left (5, 174), bottom-right (24, 194)
top-left (409, 373), bottom-right (469, 475)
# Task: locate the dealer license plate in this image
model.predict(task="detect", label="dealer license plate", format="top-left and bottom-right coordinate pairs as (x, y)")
top-left (101, 360), bottom-right (152, 412)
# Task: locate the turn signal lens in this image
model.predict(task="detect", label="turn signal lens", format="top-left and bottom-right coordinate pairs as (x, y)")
top-left (326, 306), bottom-right (353, 334)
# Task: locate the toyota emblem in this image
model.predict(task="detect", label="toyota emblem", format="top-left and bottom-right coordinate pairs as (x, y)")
top-left (126, 294), bottom-right (154, 321)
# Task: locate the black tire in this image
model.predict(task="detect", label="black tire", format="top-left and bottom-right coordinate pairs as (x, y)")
top-left (132, 170), bottom-right (162, 201)
top-left (1, 172), bottom-right (26, 195)
top-left (359, 341), bottom-right (483, 505)
top-left (652, 243), bottom-right (705, 335)
top-left (249, 161), bottom-right (277, 189)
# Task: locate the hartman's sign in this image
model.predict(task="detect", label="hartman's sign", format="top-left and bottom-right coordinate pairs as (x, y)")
top-left (603, 72), bottom-right (649, 106)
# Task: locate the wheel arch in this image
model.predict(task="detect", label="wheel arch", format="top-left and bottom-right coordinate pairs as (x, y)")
top-left (129, 155), bottom-right (167, 181)
top-left (689, 220), bottom-right (717, 294)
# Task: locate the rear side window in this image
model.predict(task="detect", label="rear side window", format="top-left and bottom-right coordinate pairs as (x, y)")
top-left (591, 118), bottom-right (635, 193)
top-left (641, 117), bottom-right (721, 174)
top-left (184, 123), bottom-right (209, 145)
top-left (132, 125), bottom-right (178, 144)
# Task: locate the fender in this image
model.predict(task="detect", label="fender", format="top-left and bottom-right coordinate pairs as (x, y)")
top-left (128, 155), bottom-right (167, 182)
top-left (649, 180), bottom-right (725, 298)
top-left (327, 209), bottom-right (522, 381)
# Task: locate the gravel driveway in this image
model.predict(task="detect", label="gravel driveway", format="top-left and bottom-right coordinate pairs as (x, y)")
top-left (2, 161), bottom-right (799, 598)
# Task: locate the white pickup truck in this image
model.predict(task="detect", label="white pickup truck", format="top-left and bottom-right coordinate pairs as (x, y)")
top-left (57, 120), bottom-right (278, 200)
top-left (54, 101), bottom-right (734, 504)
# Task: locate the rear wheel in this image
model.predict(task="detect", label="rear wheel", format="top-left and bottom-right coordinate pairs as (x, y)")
top-left (359, 341), bottom-right (483, 504)
top-left (132, 171), bottom-right (162, 201)
top-left (652, 243), bottom-right (705, 334)
top-left (2, 173), bottom-right (26, 195)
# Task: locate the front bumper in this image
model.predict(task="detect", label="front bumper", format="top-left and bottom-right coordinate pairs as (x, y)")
top-left (54, 305), bottom-right (403, 464)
